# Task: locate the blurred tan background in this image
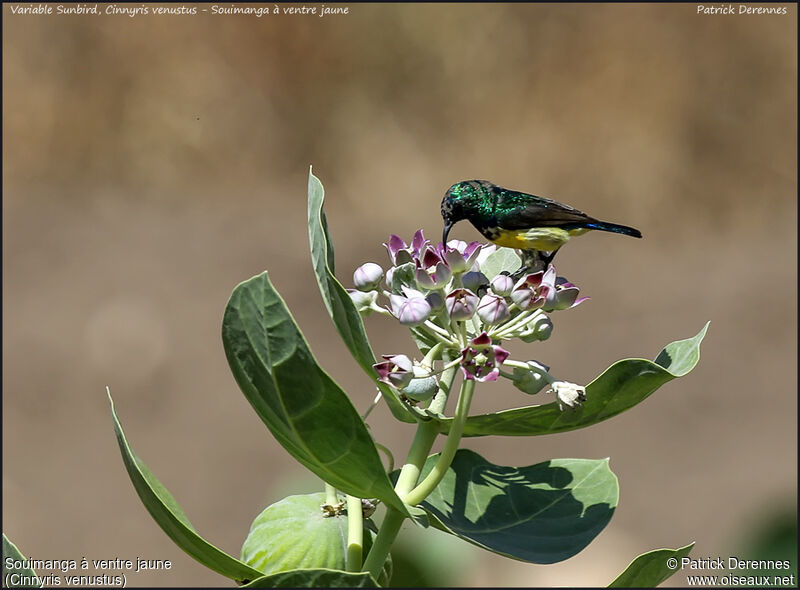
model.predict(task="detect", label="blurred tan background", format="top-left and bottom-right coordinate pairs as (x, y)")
top-left (3, 3), bottom-right (796, 587)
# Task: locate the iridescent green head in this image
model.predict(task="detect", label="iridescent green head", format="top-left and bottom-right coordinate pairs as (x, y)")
top-left (441, 180), bottom-right (494, 244)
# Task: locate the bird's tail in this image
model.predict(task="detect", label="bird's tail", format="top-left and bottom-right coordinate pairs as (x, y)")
top-left (584, 221), bottom-right (642, 238)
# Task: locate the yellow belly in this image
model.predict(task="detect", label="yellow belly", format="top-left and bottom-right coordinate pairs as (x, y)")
top-left (489, 227), bottom-right (588, 251)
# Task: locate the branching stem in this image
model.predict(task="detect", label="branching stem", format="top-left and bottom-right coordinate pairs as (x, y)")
top-left (404, 377), bottom-right (475, 506)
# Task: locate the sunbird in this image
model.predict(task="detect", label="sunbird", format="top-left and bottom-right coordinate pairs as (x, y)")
top-left (441, 180), bottom-right (642, 271)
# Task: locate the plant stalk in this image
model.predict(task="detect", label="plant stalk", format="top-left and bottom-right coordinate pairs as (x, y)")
top-left (361, 354), bottom-right (459, 578)
top-left (404, 377), bottom-right (475, 506)
top-left (345, 495), bottom-right (363, 572)
top-left (362, 507), bottom-right (404, 580)
top-left (324, 483), bottom-right (338, 506)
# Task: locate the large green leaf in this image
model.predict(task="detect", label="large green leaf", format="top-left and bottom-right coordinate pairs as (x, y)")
top-left (242, 568), bottom-right (378, 588)
top-left (2, 533), bottom-right (41, 588)
top-left (608, 543), bottom-right (695, 587)
top-left (414, 449), bottom-right (618, 564)
top-left (107, 391), bottom-right (263, 584)
top-left (307, 168), bottom-right (416, 424)
top-left (440, 322), bottom-right (709, 437)
top-left (222, 272), bottom-right (409, 516)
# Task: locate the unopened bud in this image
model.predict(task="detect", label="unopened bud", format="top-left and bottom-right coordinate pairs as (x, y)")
top-left (401, 366), bottom-right (439, 402)
top-left (462, 271), bottom-right (489, 294)
top-left (520, 315), bottom-right (554, 342)
top-left (476, 293), bottom-right (510, 325)
top-left (489, 274), bottom-right (514, 297)
top-left (389, 294), bottom-right (431, 327)
top-left (425, 291), bottom-right (444, 312)
top-left (353, 262), bottom-right (384, 292)
top-left (511, 360), bottom-right (551, 395)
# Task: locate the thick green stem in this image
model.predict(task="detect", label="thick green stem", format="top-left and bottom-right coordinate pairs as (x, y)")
top-left (393, 355), bottom-right (457, 495)
top-left (458, 321), bottom-right (468, 347)
top-left (393, 420), bottom-right (440, 495)
top-left (345, 495), bottom-right (363, 572)
top-left (324, 483), bottom-right (338, 506)
top-left (362, 507), bottom-right (404, 580)
top-left (425, 356), bottom-right (457, 416)
top-left (404, 377), bottom-right (475, 506)
top-left (361, 355), bottom-right (459, 578)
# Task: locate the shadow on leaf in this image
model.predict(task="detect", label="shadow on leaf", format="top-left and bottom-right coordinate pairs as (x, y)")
top-left (415, 449), bottom-right (618, 564)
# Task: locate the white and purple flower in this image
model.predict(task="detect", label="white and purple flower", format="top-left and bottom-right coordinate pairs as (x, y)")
top-left (437, 240), bottom-right (483, 274)
top-left (373, 354), bottom-right (414, 389)
top-left (383, 230), bottom-right (429, 267)
top-left (415, 246), bottom-right (453, 289)
top-left (460, 333), bottom-right (509, 382)
top-left (510, 267), bottom-right (557, 311)
top-left (445, 288), bottom-right (479, 320)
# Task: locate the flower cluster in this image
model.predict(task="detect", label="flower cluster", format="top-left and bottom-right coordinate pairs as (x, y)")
top-left (349, 230), bottom-right (589, 407)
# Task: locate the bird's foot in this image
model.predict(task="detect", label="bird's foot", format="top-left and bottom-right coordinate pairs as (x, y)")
top-left (512, 249), bottom-right (550, 279)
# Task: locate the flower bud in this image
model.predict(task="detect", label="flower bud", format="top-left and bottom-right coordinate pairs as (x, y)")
top-left (476, 293), bottom-right (510, 325)
top-left (461, 271), bottom-right (489, 294)
top-left (519, 315), bottom-right (553, 342)
top-left (353, 262), bottom-right (384, 292)
top-left (384, 266), bottom-right (395, 289)
top-left (425, 291), bottom-right (444, 312)
top-left (445, 288), bottom-right (478, 321)
top-left (401, 366), bottom-right (439, 402)
top-left (489, 274), bottom-right (514, 297)
top-left (511, 367), bottom-right (548, 395)
top-left (389, 293), bottom-right (431, 326)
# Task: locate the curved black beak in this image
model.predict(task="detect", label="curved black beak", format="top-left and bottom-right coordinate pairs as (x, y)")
top-left (442, 221), bottom-right (453, 245)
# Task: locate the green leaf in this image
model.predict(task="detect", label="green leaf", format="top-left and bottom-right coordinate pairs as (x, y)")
top-left (106, 390), bottom-right (263, 584)
top-left (415, 449), bottom-right (618, 564)
top-left (389, 262), bottom-right (417, 294)
top-left (3, 533), bottom-right (41, 588)
top-left (479, 247), bottom-right (521, 279)
top-left (222, 272), bottom-right (410, 517)
top-left (440, 322), bottom-right (709, 437)
top-left (242, 568), bottom-right (378, 588)
top-left (307, 168), bottom-right (415, 424)
top-left (654, 323), bottom-right (709, 375)
top-left (608, 542), bottom-right (695, 587)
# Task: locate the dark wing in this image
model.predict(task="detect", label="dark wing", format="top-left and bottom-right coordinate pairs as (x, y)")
top-left (492, 186), bottom-right (598, 230)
